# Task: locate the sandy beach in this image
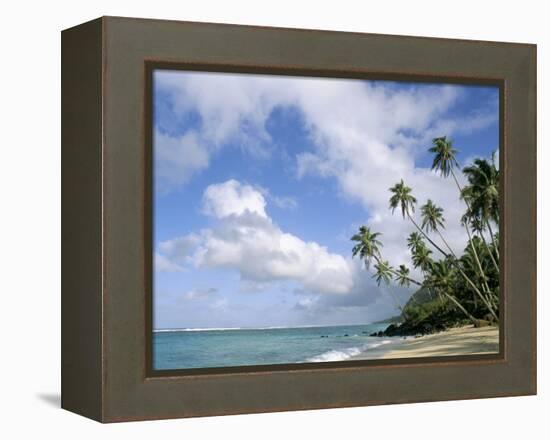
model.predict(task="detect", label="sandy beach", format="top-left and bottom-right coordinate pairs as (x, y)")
top-left (352, 325), bottom-right (499, 360)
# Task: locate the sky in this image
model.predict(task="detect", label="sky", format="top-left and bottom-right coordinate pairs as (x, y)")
top-left (152, 69), bottom-right (499, 330)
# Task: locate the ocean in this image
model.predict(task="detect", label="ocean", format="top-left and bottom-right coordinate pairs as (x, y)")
top-left (153, 323), bottom-right (394, 370)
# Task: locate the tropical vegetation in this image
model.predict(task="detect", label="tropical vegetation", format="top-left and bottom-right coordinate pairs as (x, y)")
top-left (351, 136), bottom-right (500, 336)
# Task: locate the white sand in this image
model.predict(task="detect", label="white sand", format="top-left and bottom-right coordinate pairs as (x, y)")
top-left (352, 325), bottom-right (499, 360)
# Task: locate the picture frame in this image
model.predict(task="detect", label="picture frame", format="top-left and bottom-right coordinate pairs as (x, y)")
top-left (61, 16), bottom-right (536, 422)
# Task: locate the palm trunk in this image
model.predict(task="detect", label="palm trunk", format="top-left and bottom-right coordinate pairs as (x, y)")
top-left (486, 220), bottom-right (500, 260)
top-left (478, 226), bottom-right (500, 274)
top-left (383, 261), bottom-right (425, 319)
top-left (420, 269), bottom-right (441, 302)
top-left (451, 170), bottom-right (494, 293)
top-left (371, 255), bottom-right (405, 313)
top-left (407, 213), bottom-right (448, 257)
top-left (435, 227), bottom-right (493, 302)
top-left (442, 291), bottom-right (478, 325)
top-left (406, 211), bottom-right (498, 322)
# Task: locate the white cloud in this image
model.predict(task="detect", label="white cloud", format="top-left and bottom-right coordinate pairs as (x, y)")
top-left (158, 233), bottom-right (201, 267)
top-left (154, 71), bottom-right (498, 312)
top-left (154, 252), bottom-right (183, 272)
top-left (183, 287), bottom-right (219, 301)
top-left (267, 194), bottom-right (298, 210)
top-left (158, 180), bottom-right (358, 296)
top-left (154, 129), bottom-right (209, 192)
top-left (182, 288), bottom-right (228, 311)
top-left (202, 179), bottom-right (267, 219)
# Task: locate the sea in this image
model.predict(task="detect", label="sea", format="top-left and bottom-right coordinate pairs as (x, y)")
top-left (153, 323), bottom-right (395, 370)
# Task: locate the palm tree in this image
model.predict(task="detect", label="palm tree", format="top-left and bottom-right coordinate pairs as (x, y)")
top-left (389, 180), bottom-right (498, 321)
top-left (420, 199), bottom-right (497, 320)
top-left (407, 232), bottom-right (424, 254)
top-left (462, 236), bottom-right (499, 311)
top-left (389, 179), bottom-right (417, 218)
top-left (462, 157), bottom-right (499, 225)
top-left (428, 136), bottom-right (459, 178)
top-left (389, 180), bottom-right (448, 257)
top-left (462, 157), bottom-right (500, 270)
top-left (395, 264), bottom-right (412, 287)
top-left (411, 244), bottom-right (433, 273)
top-left (420, 199), bottom-right (445, 232)
top-left (373, 260), bottom-right (393, 286)
top-left (407, 233), bottom-right (442, 302)
top-left (425, 259), bottom-right (478, 324)
top-left (371, 260), bottom-right (406, 311)
top-left (352, 227), bottom-right (422, 312)
top-left (420, 199), bottom-right (489, 290)
top-left (462, 211), bottom-right (499, 274)
top-left (428, 137), bottom-right (494, 304)
top-left (351, 226), bottom-right (383, 269)
top-left (419, 199), bottom-right (462, 261)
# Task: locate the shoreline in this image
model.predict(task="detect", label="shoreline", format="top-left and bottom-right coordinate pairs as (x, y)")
top-left (352, 325), bottom-right (499, 360)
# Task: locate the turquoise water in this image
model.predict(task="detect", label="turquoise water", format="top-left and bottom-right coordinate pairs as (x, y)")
top-left (153, 323), bottom-right (393, 370)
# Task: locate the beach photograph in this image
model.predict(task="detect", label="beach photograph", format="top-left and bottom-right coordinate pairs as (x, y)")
top-left (152, 70), bottom-right (500, 370)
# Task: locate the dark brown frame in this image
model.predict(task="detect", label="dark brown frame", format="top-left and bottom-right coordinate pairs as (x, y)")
top-left (62, 16), bottom-right (536, 423)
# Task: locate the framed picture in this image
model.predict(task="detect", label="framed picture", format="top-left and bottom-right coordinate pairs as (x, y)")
top-left (62, 16), bottom-right (536, 422)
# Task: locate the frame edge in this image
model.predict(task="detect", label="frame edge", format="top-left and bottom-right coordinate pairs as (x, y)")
top-left (61, 17), bottom-right (105, 422)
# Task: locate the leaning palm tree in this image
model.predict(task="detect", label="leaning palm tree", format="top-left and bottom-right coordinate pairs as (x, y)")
top-left (420, 199), bottom-right (491, 291)
top-left (462, 157), bottom-right (500, 225)
top-left (407, 232), bottom-right (424, 255)
top-left (428, 136), bottom-right (459, 178)
top-left (373, 260), bottom-right (393, 286)
top-left (420, 199), bottom-right (496, 319)
top-left (395, 264), bottom-right (412, 288)
top-left (352, 227), bottom-right (422, 312)
top-left (420, 199), bottom-right (445, 232)
top-left (420, 199), bottom-right (459, 259)
top-left (425, 259), bottom-right (478, 324)
top-left (389, 180), bottom-right (448, 257)
top-left (371, 259), bottom-right (403, 311)
top-left (351, 226), bottom-right (383, 269)
top-left (352, 226), bottom-right (421, 286)
top-left (462, 236), bottom-right (499, 311)
top-left (407, 233), bottom-right (443, 302)
top-left (411, 242), bottom-right (433, 273)
top-left (462, 157), bottom-right (500, 270)
top-left (389, 179), bottom-right (417, 218)
top-left (429, 137), bottom-right (493, 300)
top-left (389, 180), bottom-right (497, 321)
top-left (462, 211), bottom-right (499, 274)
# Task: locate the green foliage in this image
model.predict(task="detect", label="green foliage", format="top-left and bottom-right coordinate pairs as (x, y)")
top-left (352, 135), bottom-right (500, 336)
top-left (389, 179), bottom-right (417, 218)
top-left (462, 156), bottom-right (500, 224)
top-left (403, 287), bottom-right (438, 308)
top-left (395, 265), bottom-right (411, 287)
top-left (393, 297), bottom-right (470, 336)
top-left (351, 226), bottom-right (383, 269)
top-left (429, 136), bottom-right (459, 178)
top-left (373, 260), bottom-right (393, 286)
top-left (420, 199), bottom-right (445, 232)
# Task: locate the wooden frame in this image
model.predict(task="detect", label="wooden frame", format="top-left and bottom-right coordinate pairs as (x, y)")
top-left (62, 16), bottom-right (536, 422)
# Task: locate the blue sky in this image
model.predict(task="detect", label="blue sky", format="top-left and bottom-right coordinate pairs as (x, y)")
top-left (153, 70), bottom-right (499, 330)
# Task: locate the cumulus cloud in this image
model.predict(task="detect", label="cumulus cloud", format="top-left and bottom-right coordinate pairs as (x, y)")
top-left (154, 71), bottom-right (498, 324)
top-left (202, 179), bottom-right (267, 219)
top-left (158, 180), bottom-right (358, 296)
top-left (154, 129), bottom-right (209, 193)
top-left (154, 71), bottom-right (497, 269)
top-left (154, 252), bottom-right (184, 272)
top-left (158, 233), bottom-right (201, 267)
